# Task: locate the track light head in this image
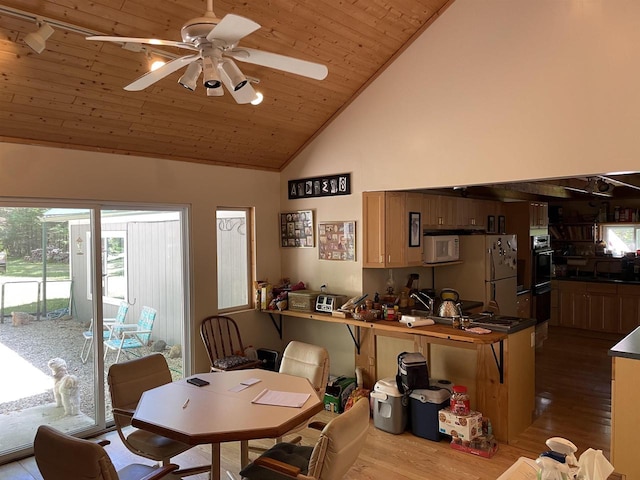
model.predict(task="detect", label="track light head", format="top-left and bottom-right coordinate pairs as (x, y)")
top-left (178, 61), bottom-right (202, 91)
top-left (24, 22), bottom-right (54, 54)
top-left (202, 55), bottom-right (221, 89)
top-left (221, 59), bottom-right (247, 91)
top-left (206, 87), bottom-right (224, 97)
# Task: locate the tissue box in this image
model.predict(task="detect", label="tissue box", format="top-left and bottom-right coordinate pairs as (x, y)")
top-left (438, 408), bottom-right (482, 440)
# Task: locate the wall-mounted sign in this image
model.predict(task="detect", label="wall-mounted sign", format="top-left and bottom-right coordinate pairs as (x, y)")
top-left (288, 173), bottom-right (351, 200)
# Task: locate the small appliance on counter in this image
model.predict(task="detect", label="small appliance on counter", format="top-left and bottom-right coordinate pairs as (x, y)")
top-left (315, 294), bottom-right (347, 313)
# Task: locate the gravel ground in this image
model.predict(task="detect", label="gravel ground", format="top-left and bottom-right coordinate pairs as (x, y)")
top-left (0, 315), bottom-right (183, 416)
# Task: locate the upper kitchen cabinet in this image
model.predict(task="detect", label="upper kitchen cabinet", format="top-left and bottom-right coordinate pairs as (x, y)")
top-left (362, 191), bottom-right (423, 268)
top-left (505, 201), bottom-right (549, 233)
top-left (530, 202), bottom-right (549, 229)
top-left (422, 195), bottom-right (500, 231)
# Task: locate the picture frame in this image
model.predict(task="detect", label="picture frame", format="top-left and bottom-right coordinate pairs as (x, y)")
top-left (279, 210), bottom-right (314, 248)
top-left (487, 215), bottom-right (496, 233)
top-left (409, 212), bottom-right (421, 247)
top-left (318, 220), bottom-right (356, 261)
top-left (498, 215), bottom-right (506, 234)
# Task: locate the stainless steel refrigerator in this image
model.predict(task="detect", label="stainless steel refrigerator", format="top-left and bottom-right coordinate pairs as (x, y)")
top-left (435, 234), bottom-right (518, 316)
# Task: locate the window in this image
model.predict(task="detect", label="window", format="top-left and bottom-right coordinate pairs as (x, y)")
top-left (601, 224), bottom-right (640, 256)
top-left (216, 208), bottom-right (252, 311)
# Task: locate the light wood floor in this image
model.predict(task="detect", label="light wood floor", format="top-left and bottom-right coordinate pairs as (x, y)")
top-left (0, 326), bottom-right (623, 480)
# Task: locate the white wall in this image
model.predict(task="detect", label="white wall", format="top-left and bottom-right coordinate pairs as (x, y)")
top-left (0, 142), bottom-right (283, 373)
top-left (280, 0), bottom-right (640, 374)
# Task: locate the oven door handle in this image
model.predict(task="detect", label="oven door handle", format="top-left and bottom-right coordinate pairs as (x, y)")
top-left (534, 284), bottom-right (552, 295)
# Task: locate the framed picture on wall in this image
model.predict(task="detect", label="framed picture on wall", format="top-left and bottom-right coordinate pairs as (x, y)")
top-left (279, 210), bottom-right (314, 247)
top-left (487, 215), bottom-right (496, 233)
top-left (318, 220), bottom-right (356, 261)
top-left (498, 215), bottom-right (506, 234)
top-left (409, 212), bottom-right (421, 247)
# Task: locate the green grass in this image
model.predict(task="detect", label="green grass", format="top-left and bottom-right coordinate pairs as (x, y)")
top-left (2, 259), bottom-right (70, 278)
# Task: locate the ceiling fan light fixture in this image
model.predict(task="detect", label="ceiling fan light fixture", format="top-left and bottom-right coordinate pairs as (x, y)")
top-left (250, 91), bottom-right (264, 105)
top-left (178, 61), bottom-right (202, 91)
top-left (24, 21), bottom-right (54, 54)
top-left (206, 86), bottom-right (224, 97)
top-left (221, 59), bottom-right (247, 91)
top-left (202, 56), bottom-right (221, 89)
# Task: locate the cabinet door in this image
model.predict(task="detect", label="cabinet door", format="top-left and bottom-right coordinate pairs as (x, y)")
top-left (558, 281), bottom-right (587, 328)
top-left (436, 196), bottom-right (458, 228)
top-left (362, 192), bottom-right (386, 267)
top-left (587, 283), bottom-right (619, 332)
top-left (516, 292), bottom-right (531, 318)
top-left (384, 192), bottom-right (406, 267)
top-left (422, 194), bottom-right (439, 229)
top-left (618, 284), bottom-right (640, 334)
top-left (530, 202), bottom-right (549, 228)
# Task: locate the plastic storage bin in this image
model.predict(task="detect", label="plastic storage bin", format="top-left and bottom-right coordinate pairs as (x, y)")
top-left (409, 387), bottom-right (450, 441)
top-left (371, 377), bottom-right (407, 434)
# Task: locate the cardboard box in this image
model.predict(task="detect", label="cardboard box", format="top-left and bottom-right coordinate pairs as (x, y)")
top-left (438, 408), bottom-right (483, 440)
top-left (288, 290), bottom-right (321, 312)
top-left (323, 376), bottom-right (356, 413)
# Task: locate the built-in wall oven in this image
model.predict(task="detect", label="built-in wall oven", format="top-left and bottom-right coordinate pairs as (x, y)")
top-left (532, 235), bottom-right (553, 323)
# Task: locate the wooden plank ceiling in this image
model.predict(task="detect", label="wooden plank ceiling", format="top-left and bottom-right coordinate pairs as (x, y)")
top-left (0, 0), bottom-right (452, 171)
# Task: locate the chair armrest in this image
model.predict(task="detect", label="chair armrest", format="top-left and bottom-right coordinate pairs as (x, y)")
top-left (112, 407), bottom-right (135, 418)
top-left (139, 463), bottom-right (179, 480)
top-left (111, 324), bottom-right (139, 332)
top-left (252, 457), bottom-right (301, 478)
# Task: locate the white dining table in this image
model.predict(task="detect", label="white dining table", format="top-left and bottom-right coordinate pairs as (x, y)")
top-left (131, 369), bottom-right (324, 480)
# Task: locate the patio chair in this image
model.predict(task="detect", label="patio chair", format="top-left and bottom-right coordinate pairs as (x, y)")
top-left (107, 354), bottom-right (209, 477)
top-left (34, 424), bottom-right (180, 480)
top-left (236, 397), bottom-right (369, 480)
top-left (104, 306), bottom-right (156, 363)
top-left (200, 315), bottom-right (262, 372)
top-left (80, 301), bottom-right (129, 364)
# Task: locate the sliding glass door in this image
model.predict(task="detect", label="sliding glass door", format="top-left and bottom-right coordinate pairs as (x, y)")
top-left (0, 202), bottom-right (189, 463)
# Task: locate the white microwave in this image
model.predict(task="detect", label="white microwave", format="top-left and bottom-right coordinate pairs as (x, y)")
top-left (423, 235), bottom-right (460, 264)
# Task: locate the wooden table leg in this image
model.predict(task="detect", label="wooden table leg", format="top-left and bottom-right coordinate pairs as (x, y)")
top-left (240, 440), bottom-right (249, 468)
top-left (211, 442), bottom-right (221, 480)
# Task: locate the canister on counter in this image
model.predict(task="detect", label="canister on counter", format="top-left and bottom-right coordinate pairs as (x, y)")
top-left (450, 385), bottom-right (470, 416)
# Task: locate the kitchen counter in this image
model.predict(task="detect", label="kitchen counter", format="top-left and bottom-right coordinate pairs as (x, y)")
top-left (555, 274), bottom-right (640, 285)
top-left (609, 326), bottom-right (640, 479)
top-left (267, 308), bottom-right (535, 444)
top-left (609, 325), bottom-right (640, 360)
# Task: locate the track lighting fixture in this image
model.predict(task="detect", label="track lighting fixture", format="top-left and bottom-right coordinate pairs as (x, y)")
top-left (206, 87), bottom-right (224, 97)
top-left (24, 21), bottom-right (54, 54)
top-left (221, 59), bottom-right (248, 91)
top-left (202, 56), bottom-right (221, 89)
top-left (178, 61), bottom-right (202, 91)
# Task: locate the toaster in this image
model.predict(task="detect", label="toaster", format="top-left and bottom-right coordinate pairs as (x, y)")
top-left (315, 294), bottom-right (347, 313)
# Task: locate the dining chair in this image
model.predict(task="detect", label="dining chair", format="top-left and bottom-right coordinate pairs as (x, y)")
top-left (200, 315), bottom-right (263, 371)
top-left (34, 424), bottom-right (180, 480)
top-left (81, 301), bottom-right (129, 364)
top-left (107, 353), bottom-right (210, 477)
top-left (250, 341), bottom-right (329, 452)
top-left (104, 306), bottom-right (156, 363)
top-left (237, 397), bottom-right (370, 480)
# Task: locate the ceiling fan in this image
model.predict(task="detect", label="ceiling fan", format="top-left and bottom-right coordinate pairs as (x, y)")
top-left (86, 0), bottom-right (328, 104)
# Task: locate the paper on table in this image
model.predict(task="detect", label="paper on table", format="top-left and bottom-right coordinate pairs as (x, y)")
top-left (229, 383), bottom-right (250, 392)
top-left (241, 378), bottom-right (261, 386)
top-left (251, 389), bottom-right (311, 408)
top-left (496, 457), bottom-right (538, 480)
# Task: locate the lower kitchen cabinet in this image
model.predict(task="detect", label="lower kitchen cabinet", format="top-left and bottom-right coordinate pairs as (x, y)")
top-left (516, 291), bottom-right (531, 318)
top-left (556, 280), bottom-right (640, 334)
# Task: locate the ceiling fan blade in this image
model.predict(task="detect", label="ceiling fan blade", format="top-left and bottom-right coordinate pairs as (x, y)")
top-left (219, 67), bottom-right (257, 104)
top-left (87, 36), bottom-right (198, 51)
top-left (206, 14), bottom-right (260, 44)
top-left (124, 54), bottom-right (200, 91)
top-left (227, 48), bottom-right (328, 80)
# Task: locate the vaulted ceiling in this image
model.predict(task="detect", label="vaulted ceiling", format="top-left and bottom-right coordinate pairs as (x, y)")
top-left (0, 0), bottom-right (452, 171)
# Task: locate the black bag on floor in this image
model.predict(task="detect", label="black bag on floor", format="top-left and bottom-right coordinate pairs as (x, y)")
top-left (396, 351), bottom-right (429, 393)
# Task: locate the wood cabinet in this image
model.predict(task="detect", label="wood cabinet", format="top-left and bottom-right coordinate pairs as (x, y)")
top-left (530, 202), bottom-right (549, 228)
top-left (422, 194), bottom-right (500, 231)
top-left (362, 191), bottom-right (423, 268)
top-left (505, 201), bottom-right (549, 232)
top-left (516, 291), bottom-right (531, 318)
top-left (556, 280), bottom-right (640, 334)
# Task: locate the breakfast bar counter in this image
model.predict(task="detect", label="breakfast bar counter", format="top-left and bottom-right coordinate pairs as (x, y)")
top-left (267, 310), bottom-right (535, 444)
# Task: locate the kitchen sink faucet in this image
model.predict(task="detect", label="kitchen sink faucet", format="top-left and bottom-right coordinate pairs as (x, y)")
top-left (410, 292), bottom-right (434, 314)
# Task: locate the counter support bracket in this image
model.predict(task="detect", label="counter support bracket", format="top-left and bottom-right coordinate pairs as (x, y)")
top-left (345, 325), bottom-right (361, 354)
top-left (490, 340), bottom-right (504, 384)
top-left (268, 313), bottom-right (283, 339)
